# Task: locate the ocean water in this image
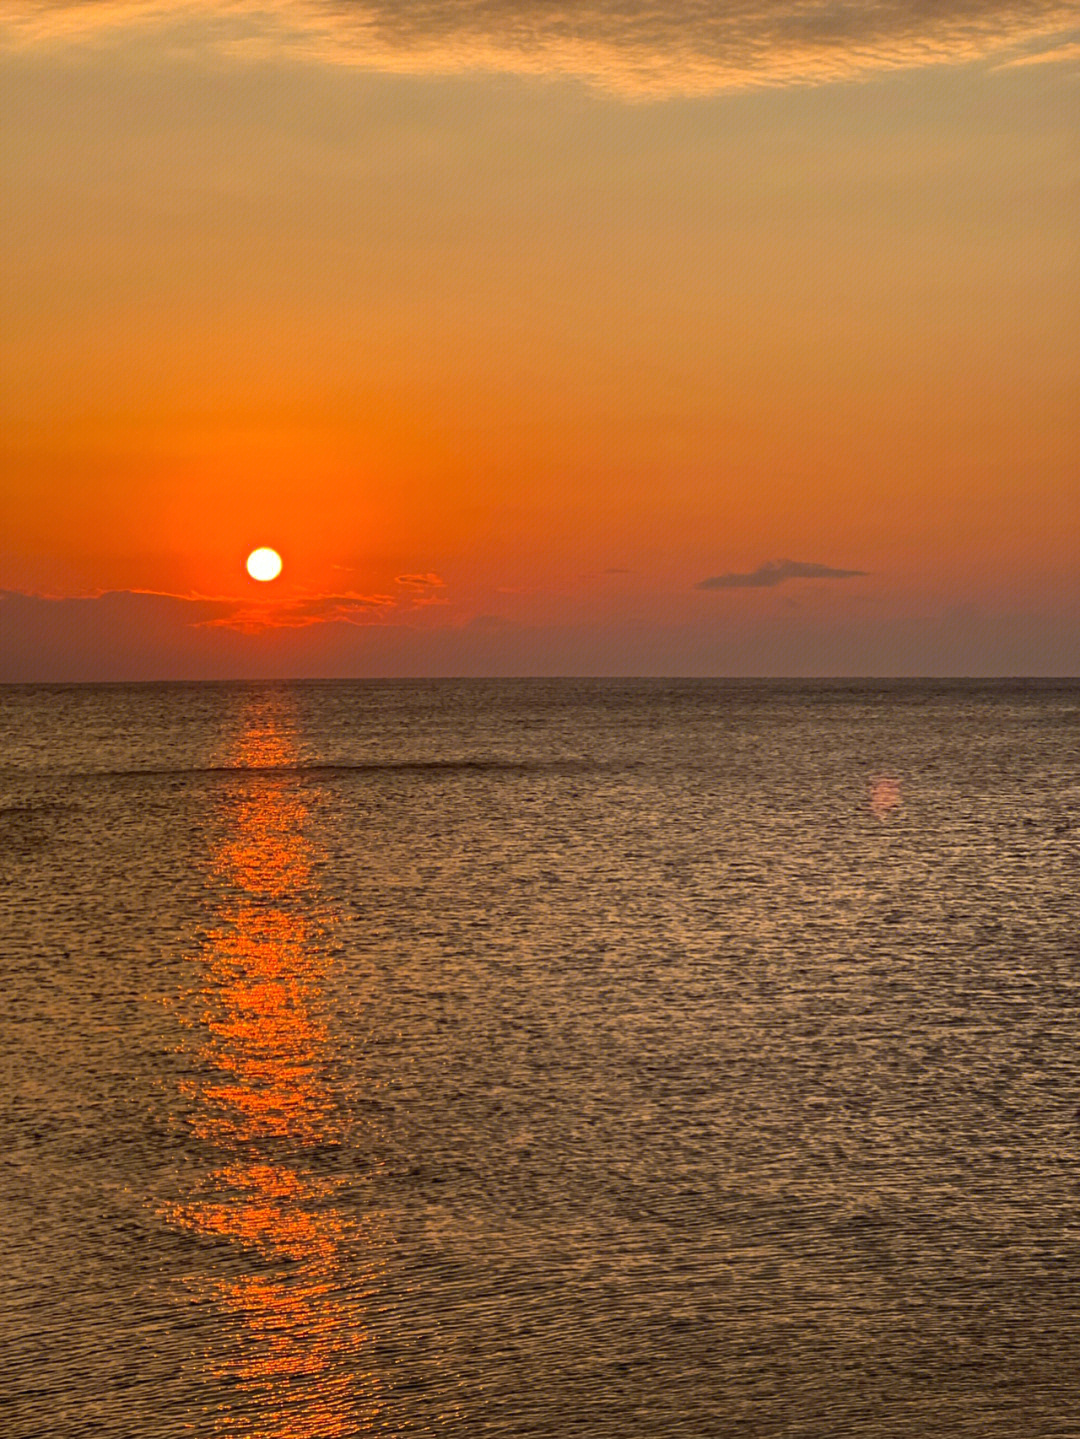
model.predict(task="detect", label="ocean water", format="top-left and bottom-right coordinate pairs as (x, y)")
top-left (2, 678), bottom-right (1080, 1437)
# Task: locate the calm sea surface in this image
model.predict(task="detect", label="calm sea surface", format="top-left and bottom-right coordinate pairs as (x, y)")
top-left (3, 679), bottom-right (1080, 1437)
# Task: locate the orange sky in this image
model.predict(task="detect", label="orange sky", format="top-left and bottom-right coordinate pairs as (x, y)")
top-left (2, 2), bottom-right (1078, 676)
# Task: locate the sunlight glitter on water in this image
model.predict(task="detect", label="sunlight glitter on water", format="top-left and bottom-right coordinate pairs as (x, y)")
top-left (164, 698), bottom-right (382, 1437)
top-left (5, 679), bottom-right (1080, 1437)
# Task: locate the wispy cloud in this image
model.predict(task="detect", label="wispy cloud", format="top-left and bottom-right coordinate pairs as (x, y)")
top-left (394, 573), bottom-right (449, 609)
top-left (3, 0), bottom-right (1077, 93)
top-left (0, 583), bottom-right (440, 642)
top-left (697, 559), bottom-right (867, 590)
top-left (395, 572), bottom-right (445, 589)
top-left (0, 583), bottom-right (472, 680)
top-left (197, 590), bottom-right (397, 632)
top-left (995, 34), bottom-right (1080, 60)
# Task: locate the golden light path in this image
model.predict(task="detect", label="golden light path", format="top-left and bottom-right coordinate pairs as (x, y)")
top-left (246, 548), bottom-right (283, 583)
top-left (167, 696), bottom-right (381, 1437)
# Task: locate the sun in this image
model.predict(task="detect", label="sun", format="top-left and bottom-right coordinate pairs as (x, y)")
top-left (246, 547), bottom-right (283, 583)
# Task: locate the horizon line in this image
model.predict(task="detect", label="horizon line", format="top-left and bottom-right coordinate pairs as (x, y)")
top-left (2, 674), bottom-right (1078, 687)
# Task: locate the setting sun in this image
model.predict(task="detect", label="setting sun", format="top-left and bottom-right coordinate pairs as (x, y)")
top-left (246, 547), bottom-right (283, 583)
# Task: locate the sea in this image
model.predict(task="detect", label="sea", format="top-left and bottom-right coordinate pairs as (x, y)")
top-left (2, 678), bottom-right (1079, 1437)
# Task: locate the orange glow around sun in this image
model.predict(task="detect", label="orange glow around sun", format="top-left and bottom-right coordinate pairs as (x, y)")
top-left (246, 547), bottom-right (283, 582)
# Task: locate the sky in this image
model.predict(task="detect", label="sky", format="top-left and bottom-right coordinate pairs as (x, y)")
top-left (1, 0), bottom-right (1078, 678)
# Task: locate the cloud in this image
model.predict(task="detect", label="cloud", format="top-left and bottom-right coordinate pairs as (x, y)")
top-left (394, 573), bottom-right (450, 609)
top-left (0, 585), bottom-right (464, 680)
top-left (0, 583), bottom-right (422, 658)
top-left (3, 0), bottom-right (1077, 94)
top-left (697, 559), bottom-right (867, 590)
top-left (197, 591), bottom-right (397, 632)
top-left (4, 586), bottom-right (1078, 681)
top-left (995, 34), bottom-right (1080, 59)
top-left (395, 572), bottom-right (446, 589)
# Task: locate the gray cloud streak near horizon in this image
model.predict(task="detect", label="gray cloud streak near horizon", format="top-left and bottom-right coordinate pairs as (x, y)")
top-left (0, 586), bottom-right (412, 634)
top-left (3, 0), bottom-right (1077, 92)
top-left (4, 586), bottom-right (1077, 681)
top-left (697, 560), bottom-right (868, 589)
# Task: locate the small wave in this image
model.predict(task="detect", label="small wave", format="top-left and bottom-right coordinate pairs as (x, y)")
top-left (0, 801), bottom-right (73, 817)
top-left (53, 757), bottom-right (618, 782)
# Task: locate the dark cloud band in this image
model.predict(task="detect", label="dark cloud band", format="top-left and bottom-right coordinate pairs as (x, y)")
top-left (697, 560), bottom-right (867, 589)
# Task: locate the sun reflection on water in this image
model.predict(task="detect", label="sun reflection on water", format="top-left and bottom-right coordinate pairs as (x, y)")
top-left (166, 699), bottom-right (380, 1437)
top-left (869, 774), bottom-right (902, 821)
